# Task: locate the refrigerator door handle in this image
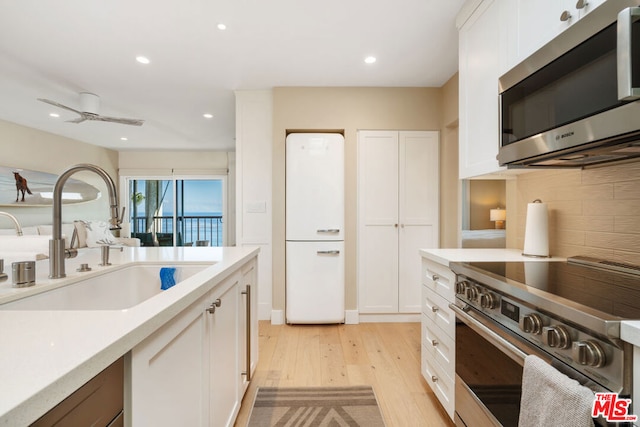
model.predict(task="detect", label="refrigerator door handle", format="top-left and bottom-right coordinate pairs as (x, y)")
top-left (317, 250), bottom-right (340, 255)
top-left (317, 229), bottom-right (340, 233)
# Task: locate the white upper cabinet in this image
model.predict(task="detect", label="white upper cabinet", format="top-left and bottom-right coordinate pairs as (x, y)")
top-left (457, 0), bottom-right (606, 180)
top-left (514, 0), bottom-right (607, 62)
top-left (458, 0), bottom-right (509, 179)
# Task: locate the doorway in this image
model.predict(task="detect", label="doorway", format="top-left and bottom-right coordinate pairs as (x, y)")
top-left (124, 177), bottom-right (226, 247)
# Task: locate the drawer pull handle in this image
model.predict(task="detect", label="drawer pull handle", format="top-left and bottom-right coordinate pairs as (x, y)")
top-left (431, 339), bottom-right (438, 346)
top-left (431, 305), bottom-right (439, 313)
top-left (431, 375), bottom-right (438, 383)
top-left (560, 10), bottom-right (571, 22)
top-left (431, 274), bottom-right (439, 282)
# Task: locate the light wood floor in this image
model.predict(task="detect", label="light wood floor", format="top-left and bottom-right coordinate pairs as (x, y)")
top-left (234, 321), bottom-right (455, 427)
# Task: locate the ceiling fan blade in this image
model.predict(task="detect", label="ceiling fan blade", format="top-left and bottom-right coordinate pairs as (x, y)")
top-left (92, 115), bottom-right (144, 126)
top-left (37, 98), bottom-right (82, 115)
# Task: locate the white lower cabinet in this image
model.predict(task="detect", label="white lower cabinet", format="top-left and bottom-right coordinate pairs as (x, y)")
top-left (421, 257), bottom-right (457, 421)
top-left (421, 347), bottom-right (454, 418)
top-left (129, 258), bottom-right (257, 427)
top-left (240, 258), bottom-right (258, 393)
top-left (210, 278), bottom-right (240, 427)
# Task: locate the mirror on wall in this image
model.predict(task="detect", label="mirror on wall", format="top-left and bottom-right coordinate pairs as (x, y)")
top-left (461, 179), bottom-right (506, 248)
top-left (0, 165), bottom-right (99, 206)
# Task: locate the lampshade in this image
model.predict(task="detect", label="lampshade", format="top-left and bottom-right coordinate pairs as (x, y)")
top-left (490, 208), bottom-right (506, 222)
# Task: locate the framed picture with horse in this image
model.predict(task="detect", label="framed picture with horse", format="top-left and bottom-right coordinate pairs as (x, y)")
top-left (0, 165), bottom-right (100, 206)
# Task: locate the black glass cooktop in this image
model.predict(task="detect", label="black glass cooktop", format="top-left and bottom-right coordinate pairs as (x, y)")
top-left (460, 260), bottom-right (640, 320)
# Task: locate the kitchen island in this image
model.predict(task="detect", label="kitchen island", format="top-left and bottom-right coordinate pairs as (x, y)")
top-left (0, 245), bottom-right (259, 426)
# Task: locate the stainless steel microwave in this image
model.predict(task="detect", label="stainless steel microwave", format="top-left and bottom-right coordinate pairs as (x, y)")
top-left (498, 0), bottom-right (640, 168)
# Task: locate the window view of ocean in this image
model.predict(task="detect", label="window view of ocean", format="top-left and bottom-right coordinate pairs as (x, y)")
top-left (129, 179), bottom-right (224, 247)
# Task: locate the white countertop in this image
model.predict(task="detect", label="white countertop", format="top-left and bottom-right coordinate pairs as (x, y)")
top-left (419, 248), bottom-right (565, 265)
top-left (422, 249), bottom-right (640, 353)
top-left (621, 321), bottom-right (640, 347)
top-left (0, 246), bottom-right (259, 426)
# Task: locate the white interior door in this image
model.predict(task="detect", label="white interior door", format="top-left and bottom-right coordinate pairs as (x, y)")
top-left (398, 131), bottom-right (439, 313)
top-left (357, 131), bottom-right (399, 313)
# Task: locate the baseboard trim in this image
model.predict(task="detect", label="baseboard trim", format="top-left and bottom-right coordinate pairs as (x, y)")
top-left (358, 313), bottom-right (421, 323)
top-left (271, 309), bottom-right (285, 325)
top-left (270, 310), bottom-right (418, 324)
top-left (345, 310), bottom-right (359, 324)
top-left (258, 303), bottom-right (272, 321)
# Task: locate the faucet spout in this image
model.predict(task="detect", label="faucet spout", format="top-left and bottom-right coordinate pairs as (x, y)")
top-left (50, 164), bottom-right (121, 279)
top-left (0, 212), bottom-right (23, 236)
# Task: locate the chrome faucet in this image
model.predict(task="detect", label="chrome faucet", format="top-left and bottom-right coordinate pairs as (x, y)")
top-left (0, 211), bottom-right (23, 236)
top-left (49, 164), bottom-right (123, 279)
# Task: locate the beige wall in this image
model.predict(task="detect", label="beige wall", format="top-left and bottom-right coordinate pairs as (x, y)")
top-left (118, 151), bottom-right (229, 172)
top-left (273, 87), bottom-right (443, 312)
top-left (0, 119), bottom-right (118, 227)
top-left (440, 74), bottom-right (460, 248)
top-left (515, 162), bottom-right (640, 264)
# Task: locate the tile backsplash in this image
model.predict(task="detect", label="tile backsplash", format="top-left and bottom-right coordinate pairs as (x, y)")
top-left (516, 161), bottom-right (640, 265)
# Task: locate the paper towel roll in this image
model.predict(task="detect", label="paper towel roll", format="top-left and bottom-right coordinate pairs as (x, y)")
top-left (523, 200), bottom-right (549, 257)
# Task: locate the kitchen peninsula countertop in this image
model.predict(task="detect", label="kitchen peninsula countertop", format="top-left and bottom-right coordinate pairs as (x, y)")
top-left (419, 248), bottom-right (565, 265)
top-left (0, 246), bottom-right (259, 426)
top-left (620, 322), bottom-right (640, 347)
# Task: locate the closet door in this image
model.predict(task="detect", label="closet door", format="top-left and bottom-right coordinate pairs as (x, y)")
top-left (357, 131), bottom-right (399, 313)
top-left (398, 131), bottom-right (439, 313)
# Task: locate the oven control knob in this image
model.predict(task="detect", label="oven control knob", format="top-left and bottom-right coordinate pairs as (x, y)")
top-left (465, 286), bottom-right (479, 301)
top-left (542, 325), bottom-right (572, 349)
top-left (519, 313), bottom-right (543, 335)
top-left (479, 292), bottom-right (499, 309)
top-left (455, 281), bottom-right (468, 295)
top-left (572, 341), bottom-right (606, 368)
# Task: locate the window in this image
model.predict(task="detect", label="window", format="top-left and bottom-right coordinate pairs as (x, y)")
top-left (123, 176), bottom-right (226, 247)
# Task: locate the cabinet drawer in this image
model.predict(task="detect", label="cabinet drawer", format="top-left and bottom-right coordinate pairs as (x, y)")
top-left (31, 357), bottom-right (124, 427)
top-left (422, 259), bottom-right (456, 301)
top-left (421, 314), bottom-right (455, 383)
top-left (422, 348), bottom-right (454, 420)
top-left (422, 286), bottom-right (455, 338)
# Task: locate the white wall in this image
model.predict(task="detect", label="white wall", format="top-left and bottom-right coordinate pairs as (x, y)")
top-left (235, 90), bottom-right (273, 322)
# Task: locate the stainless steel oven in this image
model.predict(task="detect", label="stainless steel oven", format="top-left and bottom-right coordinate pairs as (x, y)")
top-left (449, 258), bottom-right (637, 427)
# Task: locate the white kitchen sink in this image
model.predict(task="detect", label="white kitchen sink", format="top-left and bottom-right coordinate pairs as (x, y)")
top-left (0, 263), bottom-right (213, 311)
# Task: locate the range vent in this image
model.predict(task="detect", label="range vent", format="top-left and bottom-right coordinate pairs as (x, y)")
top-left (568, 256), bottom-right (640, 276)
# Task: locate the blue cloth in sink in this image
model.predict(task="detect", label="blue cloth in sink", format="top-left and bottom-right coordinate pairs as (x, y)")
top-left (160, 267), bottom-right (177, 290)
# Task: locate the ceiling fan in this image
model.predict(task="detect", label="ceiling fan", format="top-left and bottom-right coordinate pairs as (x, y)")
top-left (37, 92), bottom-right (144, 126)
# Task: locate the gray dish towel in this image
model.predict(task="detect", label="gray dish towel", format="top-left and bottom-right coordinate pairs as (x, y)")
top-left (519, 354), bottom-right (595, 427)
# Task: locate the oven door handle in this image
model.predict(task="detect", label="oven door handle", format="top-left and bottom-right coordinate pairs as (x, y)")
top-left (449, 303), bottom-right (552, 366)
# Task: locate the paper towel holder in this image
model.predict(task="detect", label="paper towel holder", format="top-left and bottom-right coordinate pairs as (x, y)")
top-left (522, 199), bottom-right (551, 258)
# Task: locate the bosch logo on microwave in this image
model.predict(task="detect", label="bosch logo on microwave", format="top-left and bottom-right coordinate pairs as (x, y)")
top-left (555, 131), bottom-right (575, 141)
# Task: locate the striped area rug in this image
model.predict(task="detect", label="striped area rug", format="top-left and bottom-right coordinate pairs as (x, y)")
top-left (247, 386), bottom-right (386, 426)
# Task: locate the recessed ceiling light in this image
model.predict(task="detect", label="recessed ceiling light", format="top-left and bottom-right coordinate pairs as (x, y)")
top-left (364, 56), bottom-right (377, 64)
top-left (49, 113), bottom-right (60, 118)
top-left (120, 137), bottom-right (128, 141)
top-left (217, 23), bottom-right (227, 30)
top-left (203, 113), bottom-right (213, 119)
top-left (136, 56), bottom-right (150, 65)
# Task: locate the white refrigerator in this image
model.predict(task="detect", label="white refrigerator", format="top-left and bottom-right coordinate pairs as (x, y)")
top-left (286, 133), bottom-right (345, 324)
